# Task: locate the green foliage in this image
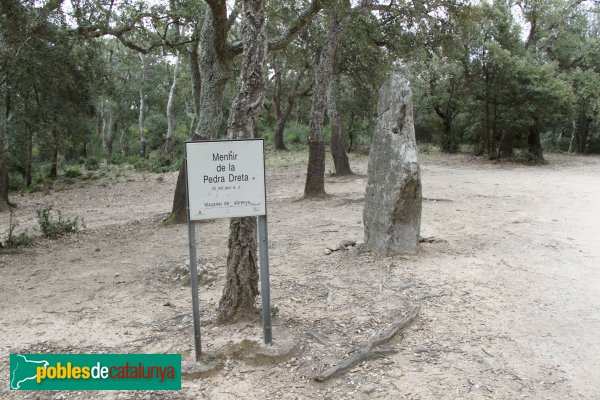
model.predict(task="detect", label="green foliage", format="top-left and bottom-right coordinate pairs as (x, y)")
top-left (64, 167), bottom-right (82, 178)
top-left (134, 151), bottom-right (179, 173)
top-left (284, 122), bottom-right (309, 145)
top-left (85, 158), bottom-right (100, 171)
top-left (36, 205), bottom-right (84, 238)
top-left (9, 173), bottom-right (26, 191)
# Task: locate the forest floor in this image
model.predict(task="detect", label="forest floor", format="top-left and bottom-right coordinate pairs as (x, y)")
top-left (1, 149), bottom-right (599, 399)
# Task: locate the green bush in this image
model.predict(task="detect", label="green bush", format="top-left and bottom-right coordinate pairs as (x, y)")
top-left (36, 205), bottom-right (84, 238)
top-left (135, 151), bottom-right (178, 173)
top-left (84, 158), bottom-right (100, 171)
top-left (284, 122), bottom-right (309, 145)
top-left (64, 167), bottom-right (82, 178)
top-left (6, 232), bottom-right (33, 247)
top-left (9, 173), bottom-right (26, 191)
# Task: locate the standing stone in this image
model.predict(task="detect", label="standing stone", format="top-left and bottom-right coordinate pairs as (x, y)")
top-left (363, 74), bottom-right (422, 255)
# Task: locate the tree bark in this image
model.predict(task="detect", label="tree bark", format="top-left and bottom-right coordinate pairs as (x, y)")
top-left (165, 51), bottom-right (180, 155)
top-left (272, 66), bottom-right (286, 150)
top-left (273, 67), bottom-right (306, 151)
top-left (328, 62), bottom-right (352, 175)
top-left (499, 129), bottom-right (513, 158)
top-left (527, 121), bottom-right (544, 161)
top-left (304, 4), bottom-right (349, 197)
top-left (171, 2), bottom-right (231, 223)
top-left (188, 32), bottom-right (202, 136)
top-left (138, 53), bottom-right (147, 158)
top-left (0, 93), bottom-right (10, 211)
top-left (218, 0), bottom-right (268, 323)
top-left (103, 111), bottom-right (117, 162)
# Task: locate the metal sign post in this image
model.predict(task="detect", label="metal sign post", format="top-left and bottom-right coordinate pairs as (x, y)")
top-left (257, 214), bottom-right (272, 344)
top-left (185, 139), bottom-right (272, 360)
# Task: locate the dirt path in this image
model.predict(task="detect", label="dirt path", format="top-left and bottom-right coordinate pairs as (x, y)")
top-left (1, 152), bottom-right (599, 399)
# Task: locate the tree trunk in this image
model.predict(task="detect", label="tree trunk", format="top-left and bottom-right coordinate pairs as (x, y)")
top-left (189, 33), bottom-right (202, 136)
top-left (49, 146), bottom-right (58, 179)
top-left (273, 68), bottom-right (306, 151)
top-left (171, 162), bottom-right (188, 223)
top-left (26, 125), bottom-right (32, 186)
top-left (272, 67), bottom-right (287, 150)
top-left (347, 112), bottom-right (355, 152)
top-left (165, 51), bottom-right (180, 155)
top-left (171, 3), bottom-right (231, 223)
top-left (499, 129), bottom-right (514, 158)
top-left (304, 4), bottom-right (348, 197)
top-left (328, 63), bottom-right (352, 175)
top-left (527, 122), bottom-right (544, 161)
top-left (0, 94), bottom-right (10, 211)
top-left (120, 123), bottom-right (130, 156)
top-left (138, 53), bottom-right (147, 158)
top-left (103, 112), bottom-right (117, 162)
top-left (218, 0), bottom-right (268, 323)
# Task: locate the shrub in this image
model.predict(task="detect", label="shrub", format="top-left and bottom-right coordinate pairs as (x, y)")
top-left (284, 122), bottom-right (309, 145)
top-left (135, 151), bottom-right (177, 173)
top-left (5, 210), bottom-right (33, 247)
top-left (9, 173), bottom-right (26, 191)
top-left (84, 158), bottom-right (100, 171)
top-left (36, 205), bottom-right (84, 238)
top-left (64, 167), bottom-right (82, 178)
top-left (6, 232), bottom-right (33, 247)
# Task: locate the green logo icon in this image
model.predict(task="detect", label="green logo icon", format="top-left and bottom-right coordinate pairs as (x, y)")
top-left (10, 354), bottom-right (181, 390)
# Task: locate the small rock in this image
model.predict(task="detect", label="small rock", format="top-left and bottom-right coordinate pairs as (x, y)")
top-left (347, 246), bottom-right (359, 257)
top-left (324, 249), bottom-right (332, 255)
top-left (339, 239), bottom-right (357, 248)
top-left (94, 248), bottom-right (100, 252)
top-left (362, 384), bottom-right (376, 394)
top-left (163, 302), bottom-right (173, 307)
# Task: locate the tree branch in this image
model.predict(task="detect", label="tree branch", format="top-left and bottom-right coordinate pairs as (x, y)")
top-left (267, 0), bottom-right (323, 52)
top-left (314, 303), bottom-right (420, 381)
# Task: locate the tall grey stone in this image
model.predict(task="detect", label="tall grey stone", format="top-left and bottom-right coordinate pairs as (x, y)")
top-left (363, 74), bottom-right (422, 255)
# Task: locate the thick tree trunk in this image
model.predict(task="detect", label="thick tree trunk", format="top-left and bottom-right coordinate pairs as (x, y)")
top-left (165, 51), bottom-right (180, 155)
top-left (221, 2), bottom-right (265, 319)
top-left (138, 53), bottom-right (147, 158)
top-left (219, 0), bottom-right (268, 323)
top-left (328, 64), bottom-right (352, 175)
top-left (304, 4), bottom-right (348, 197)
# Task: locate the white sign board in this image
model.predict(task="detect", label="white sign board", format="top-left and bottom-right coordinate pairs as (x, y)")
top-left (185, 139), bottom-right (266, 220)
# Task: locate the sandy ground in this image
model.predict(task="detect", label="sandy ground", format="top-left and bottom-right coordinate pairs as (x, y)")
top-left (1, 150), bottom-right (599, 399)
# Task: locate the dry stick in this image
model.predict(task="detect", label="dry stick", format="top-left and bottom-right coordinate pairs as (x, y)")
top-left (314, 303), bottom-right (421, 381)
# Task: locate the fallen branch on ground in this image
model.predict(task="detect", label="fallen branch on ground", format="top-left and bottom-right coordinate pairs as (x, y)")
top-left (314, 303), bottom-right (421, 381)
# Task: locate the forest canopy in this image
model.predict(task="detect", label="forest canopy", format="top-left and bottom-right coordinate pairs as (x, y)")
top-left (1, 0), bottom-right (599, 208)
